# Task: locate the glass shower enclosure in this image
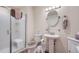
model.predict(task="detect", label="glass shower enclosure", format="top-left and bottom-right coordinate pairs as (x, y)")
top-left (0, 7), bottom-right (26, 53)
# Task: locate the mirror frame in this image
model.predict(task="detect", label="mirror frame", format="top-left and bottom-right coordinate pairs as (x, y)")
top-left (46, 9), bottom-right (60, 27)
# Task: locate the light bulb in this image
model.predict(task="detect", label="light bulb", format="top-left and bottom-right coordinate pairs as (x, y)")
top-left (45, 8), bottom-right (49, 11)
top-left (48, 7), bottom-right (52, 10)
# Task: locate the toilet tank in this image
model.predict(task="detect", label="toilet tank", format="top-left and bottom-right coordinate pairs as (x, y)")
top-left (34, 33), bottom-right (43, 42)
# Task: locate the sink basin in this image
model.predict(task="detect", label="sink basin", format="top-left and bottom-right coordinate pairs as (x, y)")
top-left (44, 34), bottom-right (60, 39)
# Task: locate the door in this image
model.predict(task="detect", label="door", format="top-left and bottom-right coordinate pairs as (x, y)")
top-left (0, 7), bottom-right (10, 53)
top-left (11, 13), bottom-right (25, 52)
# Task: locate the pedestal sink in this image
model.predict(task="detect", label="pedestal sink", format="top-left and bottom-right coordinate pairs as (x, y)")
top-left (44, 34), bottom-right (60, 53)
top-left (44, 34), bottom-right (60, 39)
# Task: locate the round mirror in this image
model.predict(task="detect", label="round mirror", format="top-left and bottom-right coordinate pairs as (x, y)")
top-left (46, 9), bottom-right (59, 27)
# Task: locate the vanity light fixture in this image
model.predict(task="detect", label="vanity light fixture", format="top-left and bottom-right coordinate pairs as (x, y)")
top-left (45, 8), bottom-right (49, 11)
top-left (45, 6), bottom-right (61, 12)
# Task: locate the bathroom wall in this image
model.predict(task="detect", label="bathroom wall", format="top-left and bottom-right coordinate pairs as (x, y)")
top-left (33, 6), bottom-right (47, 34)
top-left (33, 6), bottom-right (79, 53)
top-left (61, 6), bottom-right (79, 37)
top-left (56, 6), bottom-right (79, 52)
top-left (21, 7), bottom-right (34, 46)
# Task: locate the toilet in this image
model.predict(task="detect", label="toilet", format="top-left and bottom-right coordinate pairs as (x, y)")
top-left (34, 33), bottom-right (43, 42)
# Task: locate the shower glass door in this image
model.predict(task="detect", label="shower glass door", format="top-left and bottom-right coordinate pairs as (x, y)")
top-left (0, 7), bottom-right (10, 53)
top-left (11, 14), bottom-right (26, 52)
top-left (0, 7), bottom-right (26, 53)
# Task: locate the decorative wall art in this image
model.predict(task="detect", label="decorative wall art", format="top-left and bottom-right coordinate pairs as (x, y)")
top-left (63, 15), bottom-right (69, 30)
